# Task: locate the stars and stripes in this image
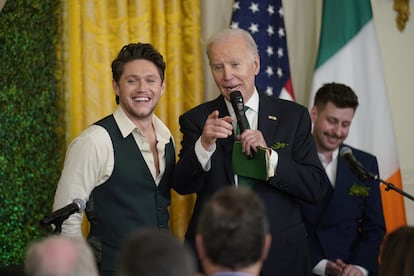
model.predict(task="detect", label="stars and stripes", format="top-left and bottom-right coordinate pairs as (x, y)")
top-left (230, 0), bottom-right (295, 101)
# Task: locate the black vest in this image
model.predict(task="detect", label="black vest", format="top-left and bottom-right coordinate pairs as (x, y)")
top-left (86, 115), bottom-right (175, 274)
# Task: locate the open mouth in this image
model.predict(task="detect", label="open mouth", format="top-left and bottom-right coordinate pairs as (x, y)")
top-left (225, 86), bottom-right (241, 92)
top-left (132, 96), bottom-right (151, 103)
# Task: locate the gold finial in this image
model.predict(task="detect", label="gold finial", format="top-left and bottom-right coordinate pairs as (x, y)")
top-left (393, 0), bottom-right (410, 32)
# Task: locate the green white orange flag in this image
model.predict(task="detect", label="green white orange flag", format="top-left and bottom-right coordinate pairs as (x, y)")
top-left (310, 0), bottom-right (406, 232)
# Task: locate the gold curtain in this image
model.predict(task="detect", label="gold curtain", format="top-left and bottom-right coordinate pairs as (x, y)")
top-left (60, 0), bottom-right (202, 240)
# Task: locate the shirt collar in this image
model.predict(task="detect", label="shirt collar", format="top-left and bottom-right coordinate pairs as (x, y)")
top-left (244, 88), bottom-right (259, 113)
top-left (113, 106), bottom-right (171, 144)
top-left (318, 148), bottom-right (339, 167)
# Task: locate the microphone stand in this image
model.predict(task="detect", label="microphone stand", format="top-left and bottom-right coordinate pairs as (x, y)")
top-left (367, 171), bottom-right (414, 202)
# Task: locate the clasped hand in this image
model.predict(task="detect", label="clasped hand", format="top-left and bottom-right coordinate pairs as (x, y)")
top-left (326, 259), bottom-right (364, 276)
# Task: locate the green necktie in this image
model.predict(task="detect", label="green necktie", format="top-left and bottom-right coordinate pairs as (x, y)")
top-left (234, 106), bottom-right (253, 189)
top-left (236, 106), bottom-right (250, 135)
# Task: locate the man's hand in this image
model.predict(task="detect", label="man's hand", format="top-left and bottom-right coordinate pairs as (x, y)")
top-left (200, 110), bottom-right (233, 151)
top-left (335, 259), bottom-right (364, 276)
top-left (325, 260), bottom-right (343, 276)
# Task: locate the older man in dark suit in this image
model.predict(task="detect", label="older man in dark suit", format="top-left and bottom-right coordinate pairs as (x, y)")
top-left (173, 28), bottom-right (326, 276)
top-left (301, 83), bottom-right (386, 276)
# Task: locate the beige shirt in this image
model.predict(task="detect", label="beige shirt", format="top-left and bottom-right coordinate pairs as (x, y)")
top-left (53, 107), bottom-right (174, 237)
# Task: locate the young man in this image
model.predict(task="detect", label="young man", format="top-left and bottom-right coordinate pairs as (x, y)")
top-left (173, 28), bottom-right (326, 276)
top-left (52, 42), bottom-right (175, 275)
top-left (301, 82), bottom-right (386, 276)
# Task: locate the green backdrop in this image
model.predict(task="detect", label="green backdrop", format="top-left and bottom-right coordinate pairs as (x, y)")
top-left (0, 0), bottom-right (65, 266)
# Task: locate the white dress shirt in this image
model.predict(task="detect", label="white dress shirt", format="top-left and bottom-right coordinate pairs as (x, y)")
top-left (53, 106), bottom-right (173, 237)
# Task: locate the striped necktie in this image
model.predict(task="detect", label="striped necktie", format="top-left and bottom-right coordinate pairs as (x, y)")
top-left (236, 106), bottom-right (250, 135)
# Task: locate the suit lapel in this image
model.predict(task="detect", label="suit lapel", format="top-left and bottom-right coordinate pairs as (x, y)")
top-left (257, 94), bottom-right (280, 144)
top-left (321, 149), bottom-right (356, 223)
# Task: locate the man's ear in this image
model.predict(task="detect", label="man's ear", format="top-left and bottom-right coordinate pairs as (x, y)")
top-left (310, 106), bottom-right (318, 123)
top-left (112, 80), bottom-right (120, 96)
top-left (195, 234), bottom-right (206, 259)
top-left (260, 234), bottom-right (272, 261)
top-left (160, 79), bottom-right (166, 96)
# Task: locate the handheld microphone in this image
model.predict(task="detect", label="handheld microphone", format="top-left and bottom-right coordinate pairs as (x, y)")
top-left (230, 91), bottom-right (249, 134)
top-left (340, 147), bottom-right (368, 181)
top-left (230, 91), bottom-right (253, 159)
top-left (40, 198), bottom-right (86, 226)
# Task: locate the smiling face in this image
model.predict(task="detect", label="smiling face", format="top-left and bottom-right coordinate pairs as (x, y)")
top-left (311, 101), bottom-right (355, 157)
top-left (207, 32), bottom-right (260, 102)
top-left (113, 59), bottom-right (165, 124)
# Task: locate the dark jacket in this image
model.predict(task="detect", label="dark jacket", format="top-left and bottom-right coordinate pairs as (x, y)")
top-left (173, 94), bottom-right (326, 276)
top-left (301, 144), bottom-right (386, 275)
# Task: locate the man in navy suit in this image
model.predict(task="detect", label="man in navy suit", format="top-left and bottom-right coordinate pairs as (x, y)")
top-left (301, 83), bottom-right (386, 276)
top-left (173, 28), bottom-right (326, 276)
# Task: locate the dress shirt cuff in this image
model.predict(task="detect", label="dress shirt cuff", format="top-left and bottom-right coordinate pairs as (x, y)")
top-left (313, 259), bottom-right (328, 276)
top-left (267, 149), bottom-right (278, 178)
top-left (195, 137), bottom-right (215, 171)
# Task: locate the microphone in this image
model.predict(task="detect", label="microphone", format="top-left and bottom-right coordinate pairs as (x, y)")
top-left (340, 147), bottom-right (368, 181)
top-left (40, 198), bottom-right (86, 226)
top-left (230, 91), bottom-right (249, 134)
top-left (230, 91), bottom-right (253, 159)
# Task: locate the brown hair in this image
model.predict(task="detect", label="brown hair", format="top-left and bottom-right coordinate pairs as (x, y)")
top-left (379, 226), bottom-right (414, 276)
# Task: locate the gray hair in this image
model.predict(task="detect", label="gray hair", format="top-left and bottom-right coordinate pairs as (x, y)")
top-left (25, 235), bottom-right (98, 276)
top-left (206, 28), bottom-right (258, 61)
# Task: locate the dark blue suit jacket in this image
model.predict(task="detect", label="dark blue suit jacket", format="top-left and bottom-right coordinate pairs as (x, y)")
top-left (301, 144), bottom-right (386, 275)
top-left (173, 93), bottom-right (326, 276)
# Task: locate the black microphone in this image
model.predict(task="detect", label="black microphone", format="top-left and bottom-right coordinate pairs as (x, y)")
top-left (230, 91), bottom-right (253, 159)
top-left (230, 91), bottom-right (249, 134)
top-left (340, 147), bottom-right (368, 181)
top-left (40, 198), bottom-right (86, 226)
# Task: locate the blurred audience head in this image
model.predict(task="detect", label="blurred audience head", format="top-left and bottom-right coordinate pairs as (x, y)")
top-left (196, 186), bottom-right (271, 275)
top-left (379, 225), bottom-right (414, 276)
top-left (24, 235), bottom-right (98, 276)
top-left (117, 228), bottom-right (196, 276)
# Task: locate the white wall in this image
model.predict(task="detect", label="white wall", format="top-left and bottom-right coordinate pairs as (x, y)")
top-left (200, 0), bottom-right (414, 225)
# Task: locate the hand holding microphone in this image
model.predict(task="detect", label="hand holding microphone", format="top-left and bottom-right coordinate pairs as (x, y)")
top-left (230, 91), bottom-right (253, 159)
top-left (230, 91), bottom-right (249, 134)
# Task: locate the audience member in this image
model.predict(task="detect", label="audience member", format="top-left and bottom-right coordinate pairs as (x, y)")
top-left (301, 82), bottom-right (386, 276)
top-left (379, 225), bottom-right (414, 276)
top-left (173, 27), bottom-right (325, 276)
top-left (52, 42), bottom-right (175, 275)
top-left (196, 186), bottom-right (271, 276)
top-left (117, 228), bottom-right (196, 276)
top-left (24, 235), bottom-right (98, 276)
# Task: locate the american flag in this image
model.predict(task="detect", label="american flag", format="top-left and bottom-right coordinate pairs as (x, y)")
top-left (230, 0), bottom-right (295, 101)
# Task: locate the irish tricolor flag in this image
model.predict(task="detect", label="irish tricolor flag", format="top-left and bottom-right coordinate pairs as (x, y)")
top-left (311, 0), bottom-right (406, 232)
